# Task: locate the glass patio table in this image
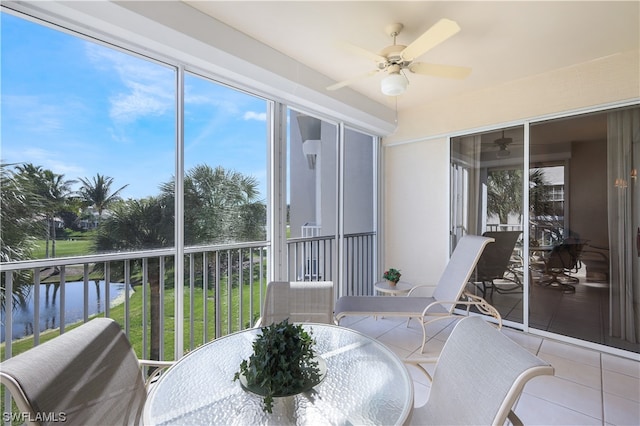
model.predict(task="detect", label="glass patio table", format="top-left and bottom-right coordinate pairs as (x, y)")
top-left (144, 323), bottom-right (414, 425)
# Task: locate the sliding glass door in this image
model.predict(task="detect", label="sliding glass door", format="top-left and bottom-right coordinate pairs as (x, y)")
top-left (450, 126), bottom-right (525, 325)
top-left (529, 107), bottom-right (639, 353)
top-left (451, 106), bottom-right (639, 354)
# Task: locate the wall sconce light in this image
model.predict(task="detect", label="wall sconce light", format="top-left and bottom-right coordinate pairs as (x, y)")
top-left (296, 114), bottom-right (322, 169)
top-left (615, 178), bottom-right (628, 188)
top-left (631, 168), bottom-right (637, 180)
top-left (302, 139), bottom-right (321, 169)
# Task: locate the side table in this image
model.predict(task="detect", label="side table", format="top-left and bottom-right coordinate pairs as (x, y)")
top-left (374, 280), bottom-right (412, 296)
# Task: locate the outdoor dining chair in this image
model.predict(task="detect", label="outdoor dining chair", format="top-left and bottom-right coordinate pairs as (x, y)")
top-left (0, 318), bottom-right (172, 426)
top-left (255, 280), bottom-right (335, 326)
top-left (534, 239), bottom-right (588, 293)
top-left (405, 316), bottom-right (554, 425)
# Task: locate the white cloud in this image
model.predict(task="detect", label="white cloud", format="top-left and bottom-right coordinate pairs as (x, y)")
top-left (12, 148), bottom-right (85, 179)
top-left (2, 95), bottom-right (64, 133)
top-left (85, 42), bottom-right (174, 124)
top-left (243, 111), bottom-right (267, 122)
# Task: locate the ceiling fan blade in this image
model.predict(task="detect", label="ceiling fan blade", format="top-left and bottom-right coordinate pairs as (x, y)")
top-left (336, 41), bottom-right (387, 64)
top-left (401, 18), bottom-right (461, 61)
top-left (409, 62), bottom-right (471, 79)
top-left (326, 70), bottom-right (379, 91)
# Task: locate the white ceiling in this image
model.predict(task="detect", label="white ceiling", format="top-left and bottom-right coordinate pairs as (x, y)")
top-left (184, 1), bottom-right (639, 112)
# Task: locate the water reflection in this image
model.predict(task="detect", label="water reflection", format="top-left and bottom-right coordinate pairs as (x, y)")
top-left (1, 281), bottom-right (129, 342)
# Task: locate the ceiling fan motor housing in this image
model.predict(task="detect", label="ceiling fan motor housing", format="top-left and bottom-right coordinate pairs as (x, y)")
top-left (379, 44), bottom-right (410, 69)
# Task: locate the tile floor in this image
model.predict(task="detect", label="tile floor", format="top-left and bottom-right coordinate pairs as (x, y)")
top-left (467, 265), bottom-right (640, 354)
top-left (339, 315), bottom-right (640, 426)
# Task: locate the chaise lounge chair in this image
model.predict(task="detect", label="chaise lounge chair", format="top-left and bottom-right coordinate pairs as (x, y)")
top-left (334, 235), bottom-right (501, 353)
top-left (474, 231), bottom-right (523, 297)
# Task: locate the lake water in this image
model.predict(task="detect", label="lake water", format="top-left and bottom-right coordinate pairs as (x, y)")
top-left (1, 281), bottom-right (129, 342)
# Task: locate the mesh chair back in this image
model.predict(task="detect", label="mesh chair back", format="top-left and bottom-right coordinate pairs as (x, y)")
top-left (548, 240), bottom-right (586, 271)
top-left (476, 231), bottom-right (521, 281)
top-left (259, 281), bottom-right (334, 325)
top-left (0, 318), bottom-right (146, 426)
top-left (421, 316), bottom-right (553, 425)
top-left (432, 235), bottom-right (494, 312)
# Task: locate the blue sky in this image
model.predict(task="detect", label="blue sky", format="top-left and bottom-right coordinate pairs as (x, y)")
top-left (1, 12), bottom-right (268, 201)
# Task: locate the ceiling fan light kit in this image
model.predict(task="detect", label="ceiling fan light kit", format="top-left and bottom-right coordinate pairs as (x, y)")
top-left (496, 146), bottom-right (511, 158)
top-left (494, 131), bottom-right (513, 158)
top-left (327, 19), bottom-right (470, 96)
top-left (381, 72), bottom-right (407, 96)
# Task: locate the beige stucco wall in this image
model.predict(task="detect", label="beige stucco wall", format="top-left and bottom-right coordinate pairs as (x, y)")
top-left (383, 50), bottom-right (640, 290)
top-left (383, 137), bottom-right (449, 287)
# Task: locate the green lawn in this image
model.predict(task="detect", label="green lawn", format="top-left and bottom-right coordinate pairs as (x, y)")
top-left (32, 239), bottom-right (94, 259)
top-left (3, 232), bottom-right (266, 418)
top-left (0, 279), bottom-right (264, 417)
top-left (1, 280), bottom-right (263, 360)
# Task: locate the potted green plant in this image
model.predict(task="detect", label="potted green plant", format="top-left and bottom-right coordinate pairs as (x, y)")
top-left (383, 268), bottom-right (402, 286)
top-left (234, 319), bottom-right (325, 413)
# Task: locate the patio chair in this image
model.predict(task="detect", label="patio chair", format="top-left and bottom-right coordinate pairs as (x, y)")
top-left (255, 280), bottom-right (334, 326)
top-left (405, 316), bottom-right (554, 426)
top-left (474, 231), bottom-right (523, 297)
top-left (536, 239), bottom-right (587, 293)
top-left (0, 318), bottom-right (172, 426)
top-left (334, 235), bottom-right (501, 353)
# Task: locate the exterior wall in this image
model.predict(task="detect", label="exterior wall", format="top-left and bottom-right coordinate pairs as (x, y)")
top-left (290, 115), bottom-right (373, 239)
top-left (319, 121), bottom-right (338, 236)
top-left (383, 51), bottom-right (640, 294)
top-left (343, 129), bottom-right (375, 235)
top-left (289, 112), bottom-right (317, 238)
top-left (384, 138), bottom-right (449, 287)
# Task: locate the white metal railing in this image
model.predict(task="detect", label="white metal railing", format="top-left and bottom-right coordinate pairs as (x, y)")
top-left (301, 224), bottom-right (321, 238)
top-left (486, 224), bottom-right (524, 232)
top-left (1, 234), bottom-right (376, 418)
top-left (1, 233), bottom-right (376, 360)
top-left (1, 242), bottom-right (269, 362)
top-left (286, 232), bottom-right (376, 297)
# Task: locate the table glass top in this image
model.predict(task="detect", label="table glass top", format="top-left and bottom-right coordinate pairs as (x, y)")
top-left (145, 324), bottom-right (413, 425)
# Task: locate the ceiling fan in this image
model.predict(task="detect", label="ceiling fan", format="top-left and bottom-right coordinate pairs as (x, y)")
top-left (494, 131), bottom-right (513, 158)
top-left (327, 19), bottom-right (471, 96)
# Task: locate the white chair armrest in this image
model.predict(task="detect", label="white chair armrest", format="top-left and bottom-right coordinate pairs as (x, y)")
top-left (461, 291), bottom-right (503, 327)
top-left (139, 359), bottom-right (174, 387)
top-left (403, 357), bottom-right (438, 382)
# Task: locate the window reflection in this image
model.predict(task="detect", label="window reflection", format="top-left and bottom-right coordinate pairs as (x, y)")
top-left (530, 108), bottom-right (639, 353)
top-left (450, 126), bottom-right (525, 323)
top-left (450, 108), bottom-right (639, 354)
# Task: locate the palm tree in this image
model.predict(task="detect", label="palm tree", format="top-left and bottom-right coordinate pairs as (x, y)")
top-left (487, 168), bottom-right (563, 243)
top-left (487, 169), bottom-right (523, 225)
top-left (42, 170), bottom-right (76, 257)
top-left (0, 164), bottom-right (38, 311)
top-left (94, 197), bottom-right (173, 361)
top-left (92, 165), bottom-right (265, 360)
top-left (529, 168), bottom-right (563, 244)
top-left (14, 164), bottom-right (75, 258)
top-left (162, 164), bottom-right (266, 245)
top-left (77, 173), bottom-right (128, 219)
